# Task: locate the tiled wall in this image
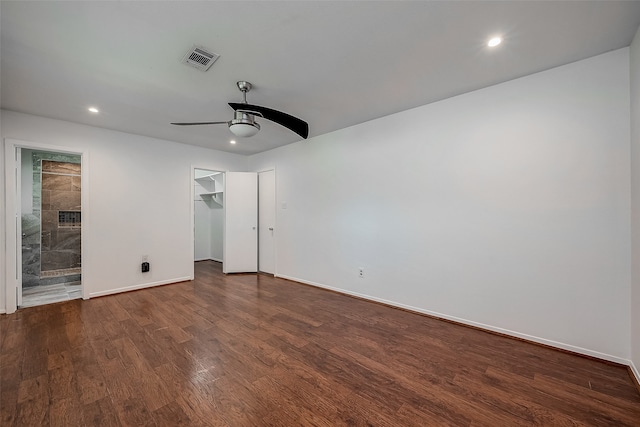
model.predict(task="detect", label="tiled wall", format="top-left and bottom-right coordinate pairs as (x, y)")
top-left (41, 160), bottom-right (81, 273)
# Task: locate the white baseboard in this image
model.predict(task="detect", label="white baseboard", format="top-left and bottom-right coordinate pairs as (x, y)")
top-left (0, 309), bottom-right (6, 315)
top-left (195, 257), bottom-right (222, 263)
top-left (630, 360), bottom-right (640, 387)
top-left (276, 274), bottom-right (631, 366)
top-left (88, 276), bottom-right (193, 299)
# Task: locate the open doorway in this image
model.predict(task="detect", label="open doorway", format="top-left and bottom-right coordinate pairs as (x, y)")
top-left (19, 149), bottom-right (82, 308)
top-left (194, 169), bottom-right (224, 265)
top-left (190, 169), bottom-right (264, 275)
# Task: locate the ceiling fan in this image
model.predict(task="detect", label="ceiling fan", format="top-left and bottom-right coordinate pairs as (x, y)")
top-left (171, 81), bottom-right (309, 139)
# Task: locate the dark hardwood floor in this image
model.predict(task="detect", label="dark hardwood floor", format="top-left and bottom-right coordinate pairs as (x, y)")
top-left (1, 260), bottom-right (640, 426)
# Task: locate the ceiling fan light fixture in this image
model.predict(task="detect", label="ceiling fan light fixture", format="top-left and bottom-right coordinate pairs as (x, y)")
top-left (228, 111), bottom-right (260, 137)
top-left (229, 121), bottom-right (260, 137)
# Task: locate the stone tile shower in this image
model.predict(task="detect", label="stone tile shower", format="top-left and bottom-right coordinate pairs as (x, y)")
top-left (21, 150), bottom-right (82, 306)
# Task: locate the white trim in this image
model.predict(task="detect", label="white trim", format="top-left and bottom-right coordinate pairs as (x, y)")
top-left (189, 167), bottom-right (195, 278)
top-left (631, 361), bottom-right (640, 386)
top-left (194, 257), bottom-right (223, 263)
top-left (4, 140), bottom-right (18, 314)
top-left (4, 139), bottom-right (89, 313)
top-left (15, 148), bottom-right (22, 307)
top-left (276, 273), bottom-right (633, 366)
top-left (88, 276), bottom-right (193, 298)
top-left (80, 151), bottom-right (90, 300)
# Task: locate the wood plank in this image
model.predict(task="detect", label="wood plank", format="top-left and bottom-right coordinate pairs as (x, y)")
top-left (47, 352), bottom-right (77, 403)
top-left (82, 397), bottom-right (122, 427)
top-left (15, 374), bottom-right (49, 426)
top-left (112, 395), bottom-right (157, 427)
top-left (152, 401), bottom-right (192, 426)
top-left (49, 397), bottom-right (86, 427)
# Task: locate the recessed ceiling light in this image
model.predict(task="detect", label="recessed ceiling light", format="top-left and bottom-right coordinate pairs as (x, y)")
top-left (230, 140), bottom-right (236, 145)
top-left (487, 37), bottom-right (502, 47)
top-left (88, 107), bottom-right (99, 113)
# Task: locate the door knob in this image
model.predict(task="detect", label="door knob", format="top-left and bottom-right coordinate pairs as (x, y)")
top-left (269, 227), bottom-right (274, 231)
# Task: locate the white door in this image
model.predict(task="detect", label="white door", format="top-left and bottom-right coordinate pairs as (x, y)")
top-left (258, 170), bottom-right (276, 274)
top-left (223, 172), bottom-right (258, 273)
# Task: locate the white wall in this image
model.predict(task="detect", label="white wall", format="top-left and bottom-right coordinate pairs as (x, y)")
top-left (250, 49), bottom-right (632, 362)
top-left (630, 26), bottom-right (640, 380)
top-left (2, 110), bottom-right (247, 310)
top-left (211, 203), bottom-right (224, 261)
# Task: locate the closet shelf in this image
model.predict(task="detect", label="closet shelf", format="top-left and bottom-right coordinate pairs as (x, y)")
top-left (195, 170), bottom-right (224, 207)
top-left (207, 197), bottom-right (223, 207)
top-left (195, 172), bottom-right (222, 182)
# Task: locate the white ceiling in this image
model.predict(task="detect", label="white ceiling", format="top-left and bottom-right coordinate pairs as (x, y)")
top-left (2, 1), bottom-right (640, 155)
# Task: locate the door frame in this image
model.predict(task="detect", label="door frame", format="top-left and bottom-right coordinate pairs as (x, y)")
top-left (258, 168), bottom-right (277, 275)
top-left (4, 138), bottom-right (89, 314)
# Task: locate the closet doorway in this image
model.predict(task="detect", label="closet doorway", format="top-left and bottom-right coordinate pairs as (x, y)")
top-left (191, 168), bottom-right (262, 275)
top-left (194, 169), bottom-right (224, 264)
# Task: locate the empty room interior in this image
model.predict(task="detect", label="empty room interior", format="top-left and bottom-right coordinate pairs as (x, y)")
top-left (2, 1), bottom-right (640, 425)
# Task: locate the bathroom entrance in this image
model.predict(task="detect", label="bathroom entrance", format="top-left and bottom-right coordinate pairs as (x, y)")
top-left (19, 149), bottom-right (82, 307)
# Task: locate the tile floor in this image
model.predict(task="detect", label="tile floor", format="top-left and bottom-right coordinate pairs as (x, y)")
top-left (21, 282), bottom-right (82, 308)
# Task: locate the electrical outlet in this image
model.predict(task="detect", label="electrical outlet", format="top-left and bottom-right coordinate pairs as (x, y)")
top-left (142, 255), bottom-right (148, 263)
top-left (359, 268), bottom-right (364, 278)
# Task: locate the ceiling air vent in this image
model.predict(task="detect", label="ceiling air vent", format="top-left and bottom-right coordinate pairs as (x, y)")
top-left (181, 45), bottom-right (220, 72)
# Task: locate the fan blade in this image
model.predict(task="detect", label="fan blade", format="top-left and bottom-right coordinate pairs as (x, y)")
top-left (228, 103), bottom-right (309, 139)
top-left (171, 121), bottom-right (229, 126)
